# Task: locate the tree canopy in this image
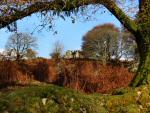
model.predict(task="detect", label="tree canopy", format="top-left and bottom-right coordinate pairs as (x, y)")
top-left (82, 23), bottom-right (137, 63)
top-left (82, 24), bottom-right (119, 62)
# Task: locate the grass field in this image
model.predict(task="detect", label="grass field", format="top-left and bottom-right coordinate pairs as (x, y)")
top-left (0, 84), bottom-right (149, 113)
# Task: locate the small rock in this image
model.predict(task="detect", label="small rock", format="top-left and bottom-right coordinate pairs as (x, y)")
top-left (42, 98), bottom-right (47, 105)
top-left (139, 105), bottom-right (143, 109)
top-left (70, 98), bottom-right (74, 102)
top-left (137, 91), bottom-right (142, 96)
top-left (136, 91), bottom-right (142, 100)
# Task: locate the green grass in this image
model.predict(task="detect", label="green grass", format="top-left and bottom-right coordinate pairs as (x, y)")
top-left (0, 84), bottom-right (150, 113)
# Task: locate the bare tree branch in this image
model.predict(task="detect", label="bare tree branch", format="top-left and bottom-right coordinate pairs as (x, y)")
top-left (0, 0), bottom-right (137, 35)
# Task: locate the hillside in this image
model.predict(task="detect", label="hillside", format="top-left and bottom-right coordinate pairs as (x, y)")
top-left (0, 84), bottom-right (150, 113)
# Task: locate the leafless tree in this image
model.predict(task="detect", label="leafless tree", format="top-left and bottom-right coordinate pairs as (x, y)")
top-left (50, 40), bottom-right (64, 59)
top-left (5, 32), bottom-right (37, 61)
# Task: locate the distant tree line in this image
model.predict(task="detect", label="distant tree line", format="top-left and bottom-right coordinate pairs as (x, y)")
top-left (50, 23), bottom-right (138, 67)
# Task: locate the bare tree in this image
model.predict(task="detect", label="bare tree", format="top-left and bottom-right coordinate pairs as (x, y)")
top-left (5, 32), bottom-right (37, 61)
top-left (50, 40), bottom-right (64, 59)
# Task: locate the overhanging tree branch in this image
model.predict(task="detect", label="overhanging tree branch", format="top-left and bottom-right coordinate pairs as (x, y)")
top-left (0, 0), bottom-right (93, 29)
top-left (100, 0), bottom-right (138, 34)
top-left (0, 0), bottom-right (138, 34)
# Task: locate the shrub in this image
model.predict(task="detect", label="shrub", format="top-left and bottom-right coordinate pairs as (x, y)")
top-left (53, 59), bottom-right (135, 93)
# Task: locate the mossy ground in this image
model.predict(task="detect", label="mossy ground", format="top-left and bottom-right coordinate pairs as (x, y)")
top-left (0, 84), bottom-right (149, 113)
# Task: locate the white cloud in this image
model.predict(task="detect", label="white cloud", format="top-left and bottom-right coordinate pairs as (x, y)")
top-left (0, 48), bottom-right (4, 53)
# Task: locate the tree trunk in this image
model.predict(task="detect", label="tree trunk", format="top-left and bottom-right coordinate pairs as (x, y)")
top-left (131, 0), bottom-right (150, 87)
top-left (131, 35), bottom-right (150, 86)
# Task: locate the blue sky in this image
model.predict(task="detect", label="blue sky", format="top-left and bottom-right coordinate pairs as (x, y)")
top-left (0, 7), bottom-right (122, 58)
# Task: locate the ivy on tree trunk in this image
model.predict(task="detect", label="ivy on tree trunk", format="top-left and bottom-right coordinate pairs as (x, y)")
top-left (131, 0), bottom-right (150, 86)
